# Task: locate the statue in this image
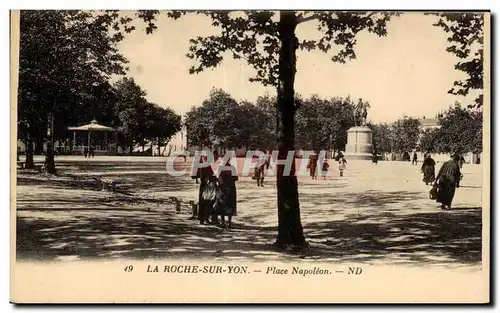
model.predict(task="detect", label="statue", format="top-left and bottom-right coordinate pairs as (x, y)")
top-left (354, 98), bottom-right (370, 126)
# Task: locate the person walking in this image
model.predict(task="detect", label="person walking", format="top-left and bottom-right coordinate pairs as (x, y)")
top-left (321, 158), bottom-right (329, 180)
top-left (434, 154), bottom-right (462, 210)
top-left (307, 152), bottom-right (319, 180)
top-left (412, 151), bottom-right (418, 165)
top-left (421, 153), bottom-right (436, 185)
top-left (338, 154), bottom-right (347, 177)
top-left (458, 154), bottom-right (466, 168)
top-left (255, 152), bottom-right (270, 187)
top-left (372, 150), bottom-right (378, 165)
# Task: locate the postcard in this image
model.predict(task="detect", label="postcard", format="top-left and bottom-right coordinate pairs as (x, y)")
top-left (10, 9), bottom-right (490, 303)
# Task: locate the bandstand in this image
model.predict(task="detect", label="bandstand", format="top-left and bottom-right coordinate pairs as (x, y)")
top-left (68, 120), bottom-right (116, 155)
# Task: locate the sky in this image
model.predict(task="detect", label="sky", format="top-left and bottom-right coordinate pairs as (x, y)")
top-left (117, 12), bottom-right (479, 124)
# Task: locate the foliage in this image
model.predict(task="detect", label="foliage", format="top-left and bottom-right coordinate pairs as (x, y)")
top-left (432, 13), bottom-right (485, 108)
top-left (295, 95), bottom-right (355, 151)
top-left (368, 123), bottom-right (392, 153)
top-left (391, 117), bottom-right (422, 153)
top-left (17, 10), bottom-right (133, 170)
top-left (253, 94), bottom-right (278, 150)
top-left (185, 91), bottom-right (357, 153)
top-left (434, 103), bottom-right (483, 154)
top-left (113, 77), bottom-right (181, 152)
top-left (418, 129), bottom-right (440, 153)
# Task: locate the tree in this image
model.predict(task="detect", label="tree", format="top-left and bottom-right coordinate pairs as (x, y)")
top-left (254, 94), bottom-right (278, 151)
top-left (327, 97), bottom-right (356, 152)
top-left (432, 13), bottom-right (485, 108)
top-left (392, 117), bottom-right (422, 153)
top-left (185, 106), bottom-right (210, 149)
top-left (149, 105), bottom-right (182, 155)
top-left (204, 88), bottom-right (240, 150)
top-left (418, 129), bottom-right (440, 153)
top-left (18, 10), bottom-right (132, 172)
top-left (114, 77), bottom-right (148, 153)
top-left (295, 95), bottom-right (327, 151)
top-left (434, 103), bottom-right (482, 154)
top-left (233, 100), bottom-right (271, 150)
top-left (295, 95), bottom-right (355, 153)
top-left (368, 123), bottom-right (392, 153)
top-left (136, 10), bottom-right (394, 247)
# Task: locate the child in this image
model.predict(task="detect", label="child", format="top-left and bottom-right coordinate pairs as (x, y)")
top-left (199, 175), bottom-right (218, 225)
top-left (338, 155), bottom-right (347, 177)
top-left (321, 159), bottom-right (329, 180)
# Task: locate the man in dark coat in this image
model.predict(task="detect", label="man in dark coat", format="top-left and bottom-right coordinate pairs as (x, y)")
top-left (412, 152), bottom-right (418, 165)
top-left (372, 150), bottom-right (378, 165)
top-left (435, 154), bottom-right (462, 210)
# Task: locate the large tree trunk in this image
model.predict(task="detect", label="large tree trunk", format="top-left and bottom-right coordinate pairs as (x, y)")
top-left (45, 140), bottom-right (56, 174)
top-left (157, 138), bottom-right (162, 156)
top-left (275, 12), bottom-right (306, 247)
top-left (25, 138), bottom-right (34, 169)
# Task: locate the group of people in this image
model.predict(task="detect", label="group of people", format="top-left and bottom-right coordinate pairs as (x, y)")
top-left (252, 152), bottom-right (271, 187)
top-left (186, 148), bottom-right (468, 227)
top-left (191, 156), bottom-right (238, 229)
top-left (83, 146), bottom-right (95, 158)
top-left (306, 152), bottom-right (347, 179)
top-left (421, 153), bottom-right (464, 210)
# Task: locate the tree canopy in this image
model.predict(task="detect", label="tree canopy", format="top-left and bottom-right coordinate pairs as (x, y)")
top-left (17, 10), bottom-right (182, 171)
top-left (433, 103), bottom-right (482, 154)
top-left (432, 13), bottom-right (485, 108)
top-left (185, 89), bottom-right (357, 153)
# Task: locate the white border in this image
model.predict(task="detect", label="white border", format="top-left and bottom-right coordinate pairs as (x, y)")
top-left (3, 0), bottom-right (497, 10)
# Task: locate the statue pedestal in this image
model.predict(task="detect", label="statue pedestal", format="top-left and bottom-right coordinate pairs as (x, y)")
top-left (344, 126), bottom-right (374, 160)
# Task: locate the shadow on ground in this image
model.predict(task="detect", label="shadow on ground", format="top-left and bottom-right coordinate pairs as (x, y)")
top-left (16, 163), bottom-right (482, 266)
top-left (16, 194), bottom-right (481, 266)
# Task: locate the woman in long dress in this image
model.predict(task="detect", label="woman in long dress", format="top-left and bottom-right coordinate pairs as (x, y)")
top-left (421, 153), bottom-right (436, 185)
top-left (192, 155), bottom-right (215, 224)
top-left (215, 159), bottom-right (238, 229)
top-left (338, 155), bottom-right (347, 177)
top-left (307, 153), bottom-right (318, 179)
top-left (435, 155), bottom-right (462, 210)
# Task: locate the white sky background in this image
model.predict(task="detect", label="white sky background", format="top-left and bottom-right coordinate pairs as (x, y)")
top-left (117, 11), bottom-right (480, 124)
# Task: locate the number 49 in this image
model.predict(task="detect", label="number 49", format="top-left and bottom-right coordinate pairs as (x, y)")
top-left (124, 265), bottom-right (134, 272)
